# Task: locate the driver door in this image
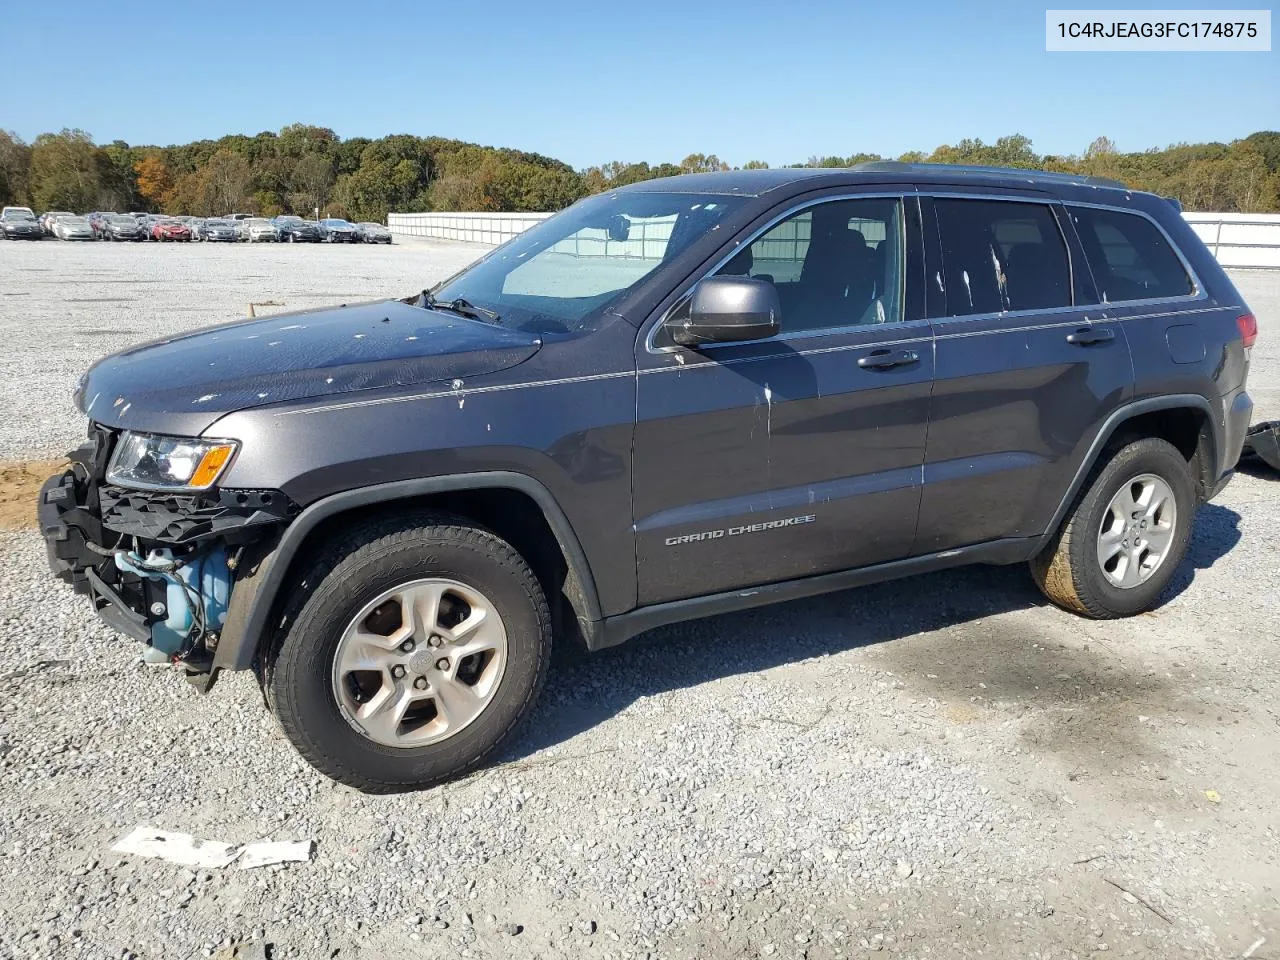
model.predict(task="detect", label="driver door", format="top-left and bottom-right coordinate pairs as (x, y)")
top-left (632, 193), bottom-right (935, 606)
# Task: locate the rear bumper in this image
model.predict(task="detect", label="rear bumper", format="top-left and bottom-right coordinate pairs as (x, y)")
top-left (1205, 388), bottom-right (1253, 502)
top-left (1222, 389), bottom-right (1253, 466)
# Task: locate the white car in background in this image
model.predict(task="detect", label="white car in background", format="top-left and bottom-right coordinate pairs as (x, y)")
top-left (39, 210), bottom-right (73, 235)
top-left (241, 218), bottom-right (279, 243)
top-left (53, 216), bottom-right (97, 240)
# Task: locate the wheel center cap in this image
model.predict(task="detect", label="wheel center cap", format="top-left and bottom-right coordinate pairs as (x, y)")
top-left (407, 650), bottom-right (435, 675)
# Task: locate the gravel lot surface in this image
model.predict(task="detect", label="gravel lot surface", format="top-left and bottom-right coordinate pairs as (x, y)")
top-left (0, 240), bottom-right (1276, 959)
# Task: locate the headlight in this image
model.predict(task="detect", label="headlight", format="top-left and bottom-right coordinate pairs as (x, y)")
top-left (106, 433), bottom-right (238, 491)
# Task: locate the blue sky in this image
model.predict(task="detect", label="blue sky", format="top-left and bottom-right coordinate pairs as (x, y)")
top-left (3, 0), bottom-right (1275, 167)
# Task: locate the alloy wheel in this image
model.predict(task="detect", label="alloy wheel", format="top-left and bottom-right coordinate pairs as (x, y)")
top-left (1096, 473), bottom-right (1178, 589)
top-left (331, 578), bottom-right (508, 748)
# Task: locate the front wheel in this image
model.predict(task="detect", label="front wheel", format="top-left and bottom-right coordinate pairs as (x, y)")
top-left (267, 516), bottom-right (552, 792)
top-left (1031, 437), bottom-right (1195, 618)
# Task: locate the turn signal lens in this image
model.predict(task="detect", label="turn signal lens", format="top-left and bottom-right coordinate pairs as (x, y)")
top-left (1237, 313), bottom-right (1257, 348)
top-left (190, 445), bottom-right (236, 488)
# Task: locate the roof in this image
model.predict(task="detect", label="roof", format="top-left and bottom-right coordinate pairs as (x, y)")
top-left (619, 163), bottom-right (1135, 200)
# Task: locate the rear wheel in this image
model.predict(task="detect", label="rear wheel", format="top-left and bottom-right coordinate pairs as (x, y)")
top-left (1031, 437), bottom-right (1195, 618)
top-left (267, 516), bottom-right (552, 792)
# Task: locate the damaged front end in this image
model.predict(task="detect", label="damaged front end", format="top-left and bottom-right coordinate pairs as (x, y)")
top-left (39, 425), bottom-right (294, 689)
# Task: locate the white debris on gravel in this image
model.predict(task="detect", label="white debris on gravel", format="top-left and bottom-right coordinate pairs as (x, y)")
top-left (237, 840), bottom-right (314, 870)
top-left (110, 828), bottom-right (313, 870)
top-left (112, 827), bottom-right (240, 868)
top-left (0, 243), bottom-right (1277, 958)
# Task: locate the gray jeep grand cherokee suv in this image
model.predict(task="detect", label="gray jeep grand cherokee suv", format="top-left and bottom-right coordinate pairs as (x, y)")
top-left (39, 164), bottom-right (1256, 791)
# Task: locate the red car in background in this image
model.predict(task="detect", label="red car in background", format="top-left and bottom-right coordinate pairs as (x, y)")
top-left (151, 219), bottom-right (192, 242)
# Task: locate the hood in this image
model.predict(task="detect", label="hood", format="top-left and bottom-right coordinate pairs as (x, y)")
top-left (77, 299), bottom-right (543, 436)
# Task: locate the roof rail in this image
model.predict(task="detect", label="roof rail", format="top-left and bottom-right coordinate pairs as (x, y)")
top-left (851, 160), bottom-right (1127, 190)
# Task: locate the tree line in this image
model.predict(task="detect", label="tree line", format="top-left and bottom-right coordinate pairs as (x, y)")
top-left (1, 125), bottom-right (1277, 220)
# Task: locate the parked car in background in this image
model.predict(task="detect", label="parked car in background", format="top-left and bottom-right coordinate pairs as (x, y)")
top-left (201, 218), bottom-right (238, 242)
top-left (54, 216), bottom-right (97, 240)
top-left (151, 218), bottom-right (192, 242)
top-left (143, 214), bottom-right (169, 240)
top-left (1, 209), bottom-right (44, 240)
top-left (102, 214), bottom-right (144, 241)
top-left (356, 222), bottom-right (393, 244)
top-left (225, 213), bottom-right (252, 222)
top-left (179, 217), bottom-right (206, 240)
top-left (318, 217), bottom-right (360, 242)
top-left (242, 218), bottom-right (278, 243)
top-left (39, 211), bottom-right (74, 234)
top-left (271, 215), bottom-right (321, 242)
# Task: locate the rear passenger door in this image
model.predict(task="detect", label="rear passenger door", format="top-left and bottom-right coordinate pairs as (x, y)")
top-left (913, 193), bottom-right (1133, 554)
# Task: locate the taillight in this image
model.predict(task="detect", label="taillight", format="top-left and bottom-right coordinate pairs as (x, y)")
top-left (1237, 313), bottom-right (1257, 348)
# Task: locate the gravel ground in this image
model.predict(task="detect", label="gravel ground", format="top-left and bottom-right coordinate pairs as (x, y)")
top-left (0, 240), bottom-right (1276, 959)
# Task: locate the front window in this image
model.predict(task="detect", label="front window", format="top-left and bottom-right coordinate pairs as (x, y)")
top-left (714, 196), bottom-right (905, 333)
top-left (430, 191), bottom-right (747, 337)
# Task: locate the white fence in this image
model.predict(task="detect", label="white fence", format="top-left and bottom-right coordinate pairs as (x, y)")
top-left (389, 209), bottom-right (1280, 269)
top-left (387, 212), bottom-right (550, 245)
top-left (1182, 213), bottom-right (1280, 269)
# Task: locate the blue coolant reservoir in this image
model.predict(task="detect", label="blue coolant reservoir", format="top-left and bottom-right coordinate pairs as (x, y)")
top-left (154, 549), bottom-right (231, 655)
top-left (115, 548), bottom-right (231, 656)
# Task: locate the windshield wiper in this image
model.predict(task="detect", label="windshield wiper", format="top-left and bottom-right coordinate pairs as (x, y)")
top-left (418, 291), bottom-right (501, 323)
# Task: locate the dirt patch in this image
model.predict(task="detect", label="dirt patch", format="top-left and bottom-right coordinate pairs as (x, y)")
top-left (0, 459), bottom-right (66, 529)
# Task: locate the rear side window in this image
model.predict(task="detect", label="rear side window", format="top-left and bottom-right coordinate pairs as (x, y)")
top-left (1068, 206), bottom-right (1193, 303)
top-left (932, 199), bottom-right (1072, 316)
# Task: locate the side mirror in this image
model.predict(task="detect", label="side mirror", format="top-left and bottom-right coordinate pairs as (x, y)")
top-left (665, 276), bottom-right (781, 347)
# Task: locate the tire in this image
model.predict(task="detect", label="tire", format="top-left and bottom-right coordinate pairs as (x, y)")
top-left (267, 515), bottom-right (552, 792)
top-left (1031, 437), bottom-right (1195, 618)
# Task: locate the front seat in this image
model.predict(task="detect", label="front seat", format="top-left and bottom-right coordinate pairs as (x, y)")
top-left (795, 217), bottom-right (875, 330)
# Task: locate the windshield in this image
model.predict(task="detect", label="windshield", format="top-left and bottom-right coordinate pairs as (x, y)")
top-left (276, 216), bottom-right (302, 224)
top-left (108, 215), bottom-right (133, 223)
top-left (430, 191), bottom-right (745, 337)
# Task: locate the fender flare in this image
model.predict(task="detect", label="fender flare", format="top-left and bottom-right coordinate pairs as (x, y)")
top-left (214, 471), bottom-right (603, 673)
top-left (1037, 393), bottom-right (1217, 546)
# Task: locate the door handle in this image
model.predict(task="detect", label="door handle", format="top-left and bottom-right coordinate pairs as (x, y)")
top-left (857, 348), bottom-right (919, 370)
top-left (1065, 326), bottom-right (1115, 346)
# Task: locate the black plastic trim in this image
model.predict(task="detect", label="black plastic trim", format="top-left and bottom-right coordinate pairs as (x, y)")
top-left (595, 537), bottom-right (1036, 650)
top-left (86, 567), bottom-right (151, 643)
